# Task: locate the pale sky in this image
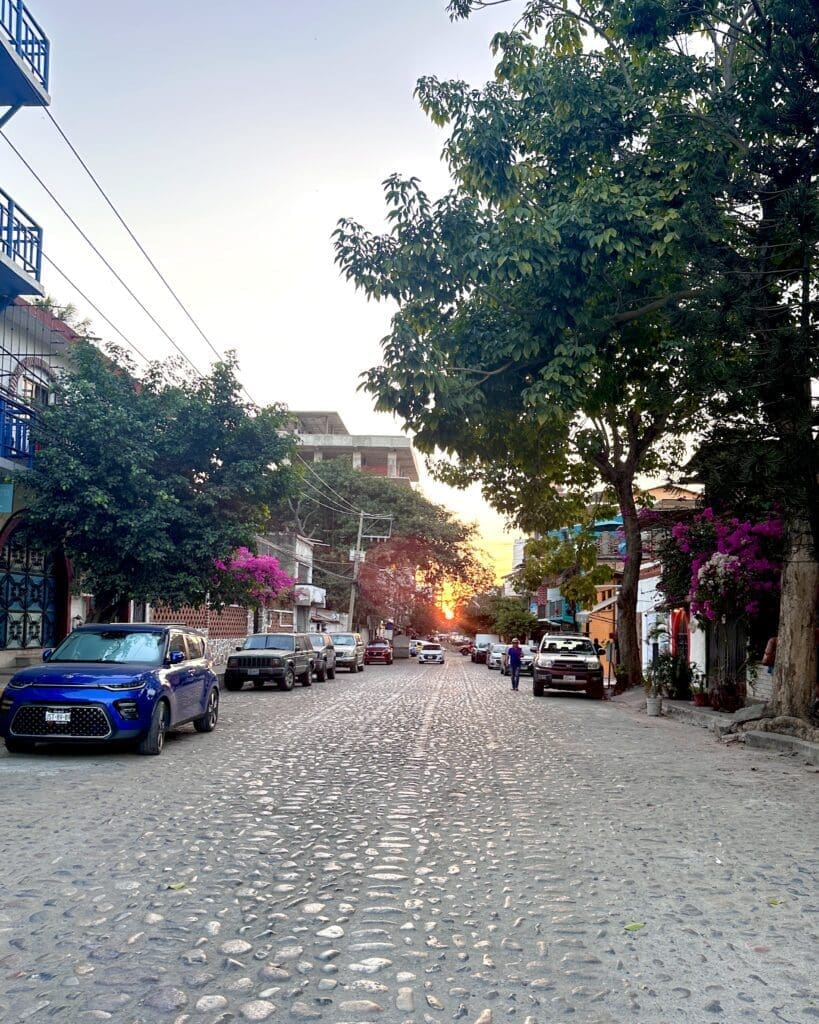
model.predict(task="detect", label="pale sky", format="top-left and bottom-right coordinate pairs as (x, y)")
top-left (3, 0), bottom-right (520, 578)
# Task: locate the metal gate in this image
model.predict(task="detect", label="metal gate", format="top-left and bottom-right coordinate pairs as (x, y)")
top-left (0, 531), bottom-right (56, 648)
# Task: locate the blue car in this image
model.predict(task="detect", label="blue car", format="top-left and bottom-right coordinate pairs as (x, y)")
top-left (0, 623), bottom-right (219, 756)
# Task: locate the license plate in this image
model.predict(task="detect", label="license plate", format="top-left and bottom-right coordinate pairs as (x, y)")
top-left (45, 709), bottom-right (71, 723)
top-left (561, 674), bottom-right (576, 681)
top-left (246, 668), bottom-right (260, 676)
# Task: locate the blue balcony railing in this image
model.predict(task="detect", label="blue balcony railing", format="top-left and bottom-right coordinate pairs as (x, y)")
top-left (0, 394), bottom-right (34, 466)
top-left (0, 187), bottom-right (42, 281)
top-left (0, 0), bottom-right (49, 91)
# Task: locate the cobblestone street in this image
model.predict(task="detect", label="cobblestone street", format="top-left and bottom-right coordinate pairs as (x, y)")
top-left (1, 655), bottom-right (816, 1024)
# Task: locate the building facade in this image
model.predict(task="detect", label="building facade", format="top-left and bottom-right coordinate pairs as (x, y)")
top-left (289, 411), bottom-right (420, 485)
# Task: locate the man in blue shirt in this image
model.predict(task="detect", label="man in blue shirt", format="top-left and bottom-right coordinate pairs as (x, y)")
top-left (507, 638), bottom-right (523, 691)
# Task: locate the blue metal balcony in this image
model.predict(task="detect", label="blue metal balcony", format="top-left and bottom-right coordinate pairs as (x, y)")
top-left (0, 187), bottom-right (44, 301)
top-left (0, 393), bottom-right (34, 467)
top-left (0, 0), bottom-right (50, 114)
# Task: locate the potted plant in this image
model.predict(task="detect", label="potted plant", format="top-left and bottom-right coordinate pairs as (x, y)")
top-left (643, 667), bottom-right (664, 717)
top-left (691, 670), bottom-right (709, 707)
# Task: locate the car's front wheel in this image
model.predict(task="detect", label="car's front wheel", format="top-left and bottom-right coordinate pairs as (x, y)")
top-left (533, 677), bottom-right (545, 697)
top-left (316, 661), bottom-right (327, 681)
top-left (138, 701), bottom-right (169, 755)
top-left (278, 666), bottom-right (295, 691)
top-left (194, 687), bottom-right (219, 732)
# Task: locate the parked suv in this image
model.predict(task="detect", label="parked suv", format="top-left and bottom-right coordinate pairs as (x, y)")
top-left (308, 632), bottom-right (336, 681)
top-left (0, 623), bottom-right (219, 756)
top-left (224, 633), bottom-right (314, 691)
top-left (332, 632), bottom-right (365, 672)
top-left (532, 634), bottom-right (604, 699)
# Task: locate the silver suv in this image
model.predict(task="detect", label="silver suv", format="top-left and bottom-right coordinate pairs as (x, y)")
top-left (533, 634), bottom-right (604, 699)
top-left (308, 633), bottom-right (336, 680)
top-left (331, 632), bottom-right (365, 673)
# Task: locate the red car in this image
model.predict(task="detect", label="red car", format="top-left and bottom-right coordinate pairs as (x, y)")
top-left (364, 639), bottom-right (393, 665)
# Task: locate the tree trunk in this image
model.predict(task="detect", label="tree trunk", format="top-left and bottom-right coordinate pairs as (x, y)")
top-left (86, 594), bottom-right (121, 624)
top-left (613, 476), bottom-right (643, 689)
top-left (772, 514), bottom-right (818, 718)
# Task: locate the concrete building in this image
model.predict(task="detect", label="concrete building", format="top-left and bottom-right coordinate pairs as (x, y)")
top-left (288, 411), bottom-right (420, 485)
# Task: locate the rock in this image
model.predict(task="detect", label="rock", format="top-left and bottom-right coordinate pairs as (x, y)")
top-left (474, 1011), bottom-right (492, 1024)
top-left (239, 999), bottom-right (277, 1020)
top-left (195, 995), bottom-right (229, 1012)
top-left (144, 987), bottom-right (188, 1011)
top-left (338, 999), bottom-right (384, 1013)
top-left (731, 703), bottom-right (767, 725)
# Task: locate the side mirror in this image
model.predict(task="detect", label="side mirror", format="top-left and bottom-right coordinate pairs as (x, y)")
top-left (169, 650), bottom-right (185, 665)
top-left (42, 649), bottom-right (53, 661)
top-left (235, 645), bottom-right (243, 651)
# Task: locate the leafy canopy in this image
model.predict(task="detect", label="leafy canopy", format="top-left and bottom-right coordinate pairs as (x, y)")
top-left (26, 342), bottom-right (297, 613)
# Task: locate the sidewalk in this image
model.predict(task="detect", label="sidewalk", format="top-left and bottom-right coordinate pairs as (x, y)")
top-left (608, 686), bottom-right (819, 766)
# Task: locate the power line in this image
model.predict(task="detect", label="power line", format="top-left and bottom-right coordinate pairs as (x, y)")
top-left (1, 129), bottom-right (205, 378)
top-left (44, 107), bottom-right (229, 369)
top-left (41, 252), bottom-right (152, 366)
top-left (295, 453), bottom-right (365, 514)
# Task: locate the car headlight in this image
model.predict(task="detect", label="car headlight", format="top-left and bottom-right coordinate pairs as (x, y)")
top-left (538, 656), bottom-right (556, 668)
top-left (585, 657), bottom-right (601, 669)
top-left (7, 678), bottom-right (30, 688)
top-left (227, 657), bottom-right (238, 667)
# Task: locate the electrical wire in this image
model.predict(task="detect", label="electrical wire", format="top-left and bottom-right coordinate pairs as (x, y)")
top-left (1, 129), bottom-right (205, 378)
top-left (296, 475), bottom-right (366, 517)
top-left (9, 119), bottom-right (395, 532)
top-left (295, 453), bottom-right (366, 514)
top-left (41, 252), bottom-right (152, 366)
top-left (44, 107), bottom-right (228, 369)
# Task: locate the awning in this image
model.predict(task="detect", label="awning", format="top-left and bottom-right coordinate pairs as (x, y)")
top-left (589, 595), bottom-right (617, 613)
top-left (311, 609), bottom-right (340, 623)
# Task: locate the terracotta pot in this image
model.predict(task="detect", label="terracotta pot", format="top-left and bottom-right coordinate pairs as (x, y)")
top-left (692, 692), bottom-right (709, 707)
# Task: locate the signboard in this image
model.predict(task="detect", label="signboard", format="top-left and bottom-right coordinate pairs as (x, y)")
top-left (0, 483), bottom-right (13, 513)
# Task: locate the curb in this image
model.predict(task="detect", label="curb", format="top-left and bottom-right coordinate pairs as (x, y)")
top-left (663, 700), bottom-right (733, 736)
top-left (662, 699), bottom-right (819, 765)
top-left (744, 730), bottom-right (819, 766)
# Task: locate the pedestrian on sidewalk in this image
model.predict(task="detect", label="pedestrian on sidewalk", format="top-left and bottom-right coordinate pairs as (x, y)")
top-left (507, 638), bottom-right (523, 691)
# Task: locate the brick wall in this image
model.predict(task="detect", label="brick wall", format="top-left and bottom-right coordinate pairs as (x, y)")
top-left (150, 604), bottom-right (251, 637)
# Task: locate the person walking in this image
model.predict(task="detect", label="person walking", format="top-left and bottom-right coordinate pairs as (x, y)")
top-left (507, 638), bottom-right (523, 691)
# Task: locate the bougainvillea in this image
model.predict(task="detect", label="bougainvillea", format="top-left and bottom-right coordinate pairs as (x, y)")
top-left (213, 548), bottom-right (294, 606)
top-left (658, 510), bottom-right (783, 624)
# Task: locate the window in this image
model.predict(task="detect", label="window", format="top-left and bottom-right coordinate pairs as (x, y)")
top-left (19, 373), bottom-right (53, 408)
top-left (186, 634), bottom-right (205, 659)
top-left (168, 631), bottom-right (187, 660)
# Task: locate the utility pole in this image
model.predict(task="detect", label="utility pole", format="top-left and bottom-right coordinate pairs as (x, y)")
top-left (347, 509), bottom-right (365, 629)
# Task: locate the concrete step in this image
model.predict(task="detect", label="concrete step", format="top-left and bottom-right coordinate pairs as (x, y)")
top-left (12, 652), bottom-right (41, 667)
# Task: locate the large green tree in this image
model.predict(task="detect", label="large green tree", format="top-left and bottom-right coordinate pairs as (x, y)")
top-left (335, 0), bottom-right (818, 712)
top-left (26, 342), bottom-right (297, 620)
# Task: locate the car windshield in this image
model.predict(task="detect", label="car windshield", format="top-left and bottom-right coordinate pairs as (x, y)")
top-left (51, 629), bottom-right (166, 665)
top-left (421, 643), bottom-right (442, 651)
top-left (491, 644), bottom-right (507, 653)
top-left (244, 635), bottom-right (295, 651)
top-left (541, 638), bottom-right (595, 655)
top-left (308, 635), bottom-right (325, 648)
top-left (333, 635), bottom-right (355, 646)
top-left (369, 641), bottom-right (389, 647)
